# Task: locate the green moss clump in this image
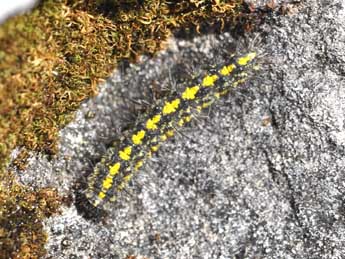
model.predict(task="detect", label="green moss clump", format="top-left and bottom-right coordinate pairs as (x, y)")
top-left (0, 173), bottom-right (62, 259)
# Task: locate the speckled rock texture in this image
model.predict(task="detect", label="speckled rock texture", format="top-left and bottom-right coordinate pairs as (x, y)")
top-left (13, 0), bottom-right (345, 258)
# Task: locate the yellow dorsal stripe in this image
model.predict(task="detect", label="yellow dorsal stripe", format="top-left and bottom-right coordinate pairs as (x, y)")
top-left (109, 162), bottom-right (121, 176)
top-left (119, 146), bottom-right (132, 161)
top-left (98, 191), bottom-right (106, 200)
top-left (219, 64), bottom-right (236, 76)
top-left (202, 74), bottom-right (218, 87)
top-left (182, 86), bottom-right (200, 100)
top-left (146, 114), bottom-right (161, 130)
top-left (162, 99), bottom-right (181, 115)
top-left (102, 175), bottom-right (113, 190)
top-left (132, 130), bottom-right (146, 145)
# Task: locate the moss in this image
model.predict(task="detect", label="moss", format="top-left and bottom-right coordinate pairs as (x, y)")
top-left (0, 0), bottom-right (250, 258)
top-left (0, 173), bottom-right (62, 259)
top-left (0, 0), bottom-right (246, 173)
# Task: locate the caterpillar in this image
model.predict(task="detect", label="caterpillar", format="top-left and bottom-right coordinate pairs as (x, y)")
top-left (85, 51), bottom-right (257, 210)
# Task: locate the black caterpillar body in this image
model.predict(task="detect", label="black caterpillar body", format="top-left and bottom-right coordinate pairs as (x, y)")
top-left (85, 52), bottom-right (257, 210)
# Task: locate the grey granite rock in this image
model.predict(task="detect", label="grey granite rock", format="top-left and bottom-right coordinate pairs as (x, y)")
top-left (14, 0), bottom-right (345, 258)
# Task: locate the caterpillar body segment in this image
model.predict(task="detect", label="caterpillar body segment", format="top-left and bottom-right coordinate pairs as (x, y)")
top-left (85, 52), bottom-right (257, 209)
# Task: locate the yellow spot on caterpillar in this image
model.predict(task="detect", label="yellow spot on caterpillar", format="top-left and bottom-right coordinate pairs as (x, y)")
top-left (182, 86), bottom-right (200, 100)
top-left (184, 116), bottom-right (192, 123)
top-left (124, 174), bottom-right (132, 182)
top-left (233, 78), bottom-right (247, 87)
top-left (98, 191), bottom-right (106, 200)
top-left (118, 182), bottom-right (125, 190)
top-left (202, 74), bottom-right (218, 87)
top-left (219, 89), bottom-right (229, 96)
top-left (220, 64), bottom-right (236, 76)
top-left (151, 145), bottom-right (160, 152)
top-left (146, 114), bottom-right (161, 130)
top-left (202, 101), bottom-right (213, 108)
top-left (135, 160), bottom-right (143, 170)
top-left (237, 52), bottom-right (256, 66)
top-left (162, 99), bottom-right (181, 115)
top-left (132, 130), bottom-right (146, 145)
top-left (109, 162), bottom-right (121, 176)
top-left (118, 174), bottom-right (133, 190)
top-left (93, 200), bottom-right (101, 207)
top-left (119, 146), bottom-right (132, 161)
top-left (102, 176), bottom-right (113, 190)
top-left (86, 51), bottom-right (258, 209)
top-left (165, 130), bottom-right (174, 137)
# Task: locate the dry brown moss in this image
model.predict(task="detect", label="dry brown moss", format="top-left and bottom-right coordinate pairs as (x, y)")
top-left (0, 1), bottom-right (248, 258)
top-left (0, 0), bottom-right (246, 173)
top-left (0, 173), bottom-right (62, 259)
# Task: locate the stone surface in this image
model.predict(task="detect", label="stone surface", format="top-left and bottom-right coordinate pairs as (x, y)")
top-left (0, 0), bottom-right (37, 24)
top-left (14, 0), bottom-right (345, 258)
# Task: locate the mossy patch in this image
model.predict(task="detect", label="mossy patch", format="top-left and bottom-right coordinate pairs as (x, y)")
top-left (0, 0), bottom-right (252, 258)
top-left (0, 173), bottom-right (62, 259)
top-left (0, 0), bottom-right (246, 174)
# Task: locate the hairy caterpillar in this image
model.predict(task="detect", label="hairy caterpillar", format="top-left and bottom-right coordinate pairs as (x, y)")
top-left (85, 52), bottom-right (257, 210)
